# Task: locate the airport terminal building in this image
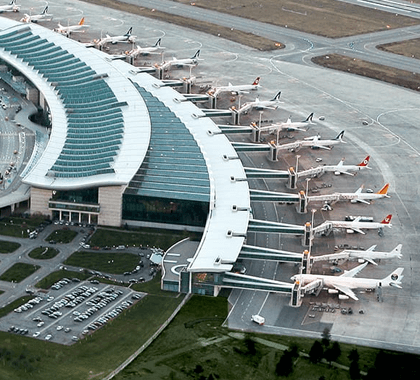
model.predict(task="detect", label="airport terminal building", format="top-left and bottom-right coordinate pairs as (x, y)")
top-left (0, 18), bottom-right (255, 295)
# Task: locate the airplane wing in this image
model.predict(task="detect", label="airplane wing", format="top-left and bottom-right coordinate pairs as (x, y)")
top-left (354, 199), bottom-right (370, 205)
top-left (332, 284), bottom-right (359, 300)
top-left (362, 257), bottom-right (378, 265)
top-left (366, 245), bottom-right (377, 251)
top-left (340, 262), bottom-right (368, 277)
top-left (312, 144), bottom-right (331, 150)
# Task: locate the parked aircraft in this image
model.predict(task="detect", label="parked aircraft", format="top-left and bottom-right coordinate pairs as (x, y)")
top-left (96, 27), bottom-right (136, 47)
top-left (237, 91), bottom-right (282, 114)
top-left (320, 214), bottom-right (392, 234)
top-left (125, 38), bottom-right (164, 58)
top-left (276, 130), bottom-right (345, 152)
top-left (0, 0), bottom-right (20, 13)
top-left (208, 77), bottom-right (260, 97)
top-left (21, 3), bottom-right (52, 23)
top-left (257, 113), bottom-right (314, 136)
top-left (309, 183), bottom-right (390, 205)
top-left (161, 50), bottom-right (201, 69)
top-left (314, 244), bottom-right (403, 265)
top-left (291, 262), bottom-right (404, 300)
top-left (54, 17), bottom-right (89, 36)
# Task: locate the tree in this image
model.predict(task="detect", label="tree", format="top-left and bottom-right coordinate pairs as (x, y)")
top-left (309, 340), bottom-right (324, 363)
top-left (275, 350), bottom-right (294, 377)
top-left (348, 348), bottom-right (359, 363)
top-left (321, 327), bottom-right (331, 347)
top-left (244, 335), bottom-right (256, 356)
top-left (324, 342), bottom-right (341, 365)
top-left (349, 360), bottom-right (360, 380)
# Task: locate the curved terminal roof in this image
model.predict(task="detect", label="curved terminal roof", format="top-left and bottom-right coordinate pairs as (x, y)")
top-left (0, 21), bottom-right (149, 189)
top-left (0, 17), bottom-right (251, 273)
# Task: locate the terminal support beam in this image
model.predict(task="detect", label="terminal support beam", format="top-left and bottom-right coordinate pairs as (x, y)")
top-left (298, 190), bottom-right (307, 214)
top-left (288, 167), bottom-right (297, 189)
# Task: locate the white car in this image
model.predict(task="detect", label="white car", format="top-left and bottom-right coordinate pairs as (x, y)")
top-left (45, 334), bottom-right (52, 340)
top-left (32, 331), bottom-right (40, 337)
top-left (56, 325), bottom-right (63, 331)
top-left (37, 321), bottom-right (45, 327)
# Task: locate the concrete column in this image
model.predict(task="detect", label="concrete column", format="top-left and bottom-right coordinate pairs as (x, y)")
top-left (30, 187), bottom-right (52, 217)
top-left (302, 222), bottom-right (311, 247)
top-left (98, 185), bottom-right (124, 227)
top-left (297, 190), bottom-right (307, 214)
top-left (288, 167), bottom-right (297, 189)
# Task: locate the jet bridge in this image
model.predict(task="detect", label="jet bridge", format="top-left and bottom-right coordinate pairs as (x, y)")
top-left (250, 189), bottom-right (299, 203)
top-left (248, 219), bottom-right (305, 235)
top-left (239, 244), bottom-right (303, 263)
top-left (222, 272), bottom-right (294, 294)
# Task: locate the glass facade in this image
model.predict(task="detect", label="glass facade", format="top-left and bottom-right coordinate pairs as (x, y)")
top-left (122, 194), bottom-right (208, 227)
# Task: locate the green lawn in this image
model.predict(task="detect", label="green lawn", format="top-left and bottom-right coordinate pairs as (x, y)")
top-left (45, 229), bottom-right (77, 243)
top-left (28, 246), bottom-right (59, 260)
top-left (0, 295), bottom-right (34, 318)
top-left (90, 227), bottom-right (201, 250)
top-left (64, 251), bottom-right (140, 274)
top-left (0, 216), bottom-right (49, 238)
top-left (0, 263), bottom-right (40, 283)
top-left (0, 240), bottom-right (20, 253)
top-left (0, 294), bottom-right (183, 380)
top-left (35, 270), bottom-right (91, 289)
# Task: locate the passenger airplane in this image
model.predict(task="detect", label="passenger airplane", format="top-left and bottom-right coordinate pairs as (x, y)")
top-left (21, 3), bottom-right (53, 23)
top-left (96, 27), bottom-right (136, 47)
top-left (208, 77), bottom-right (260, 97)
top-left (0, 0), bottom-right (20, 13)
top-left (276, 130), bottom-right (345, 152)
top-left (237, 91), bottom-right (282, 114)
top-left (320, 214), bottom-right (392, 234)
top-left (291, 262), bottom-right (404, 300)
top-left (125, 38), bottom-right (164, 58)
top-left (161, 50), bottom-right (201, 69)
top-left (258, 113), bottom-right (314, 134)
top-left (54, 17), bottom-right (89, 36)
top-left (321, 156), bottom-right (371, 176)
top-left (309, 183), bottom-right (390, 205)
top-left (314, 244), bottom-right (403, 265)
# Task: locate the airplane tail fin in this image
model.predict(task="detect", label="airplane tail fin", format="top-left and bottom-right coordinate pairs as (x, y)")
top-left (79, 17), bottom-right (85, 26)
top-left (125, 27), bottom-right (133, 36)
top-left (380, 214), bottom-right (392, 225)
top-left (252, 77), bottom-right (260, 86)
top-left (391, 244), bottom-right (403, 259)
top-left (271, 91), bottom-right (281, 101)
top-left (376, 183), bottom-right (390, 196)
top-left (305, 112), bottom-right (314, 122)
top-left (191, 49), bottom-right (200, 59)
top-left (42, 5), bottom-right (49, 15)
top-left (334, 130), bottom-right (345, 141)
top-left (154, 38), bottom-right (161, 47)
top-left (357, 155), bottom-right (370, 167)
top-left (381, 267), bottom-right (404, 288)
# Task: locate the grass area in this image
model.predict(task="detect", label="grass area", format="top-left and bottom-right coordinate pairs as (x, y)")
top-left (378, 38), bottom-right (420, 60)
top-left (45, 229), bottom-right (77, 244)
top-left (0, 263), bottom-right (40, 283)
top-left (90, 227), bottom-right (200, 251)
top-left (114, 295), bottom-right (420, 380)
top-left (0, 216), bottom-right (49, 238)
top-left (131, 271), bottom-right (178, 297)
top-left (35, 270), bottom-right (91, 290)
top-left (63, 251), bottom-right (140, 274)
top-left (312, 54), bottom-right (420, 92)
top-left (28, 246), bottom-right (59, 260)
top-left (0, 241), bottom-right (20, 253)
top-left (0, 294), bottom-right (183, 380)
top-left (0, 295), bottom-right (33, 318)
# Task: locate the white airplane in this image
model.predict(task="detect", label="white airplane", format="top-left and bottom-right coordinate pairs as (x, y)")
top-left (208, 77), bottom-right (260, 97)
top-left (257, 112), bottom-right (314, 134)
top-left (309, 183), bottom-right (390, 205)
top-left (276, 130), bottom-right (345, 152)
top-left (21, 3), bottom-right (53, 23)
top-left (54, 17), bottom-right (89, 36)
top-left (160, 50), bottom-right (201, 69)
top-left (0, 0), bottom-right (20, 13)
top-left (318, 214), bottom-right (392, 234)
top-left (237, 91), bottom-right (282, 114)
top-left (314, 244), bottom-right (403, 265)
top-left (291, 262), bottom-right (404, 301)
top-left (95, 27), bottom-right (136, 47)
top-left (125, 38), bottom-right (164, 58)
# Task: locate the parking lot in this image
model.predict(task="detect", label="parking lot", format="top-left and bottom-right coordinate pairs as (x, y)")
top-left (0, 279), bottom-right (145, 345)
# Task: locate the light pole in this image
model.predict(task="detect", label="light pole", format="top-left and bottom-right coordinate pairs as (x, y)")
top-left (296, 155), bottom-right (301, 173)
top-left (305, 177), bottom-right (311, 197)
top-left (311, 208), bottom-right (316, 248)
